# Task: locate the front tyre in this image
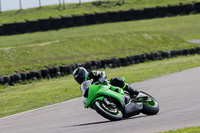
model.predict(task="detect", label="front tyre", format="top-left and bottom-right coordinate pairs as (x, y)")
top-left (140, 91), bottom-right (159, 115)
top-left (93, 100), bottom-right (123, 121)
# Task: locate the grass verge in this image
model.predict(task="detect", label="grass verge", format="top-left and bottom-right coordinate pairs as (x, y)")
top-left (1, 54), bottom-right (200, 118)
top-left (1, 14), bottom-right (200, 75)
top-left (0, 0), bottom-right (200, 24)
top-left (1, 14), bottom-right (200, 48)
top-left (157, 126), bottom-right (200, 133)
top-left (0, 31), bottom-right (198, 75)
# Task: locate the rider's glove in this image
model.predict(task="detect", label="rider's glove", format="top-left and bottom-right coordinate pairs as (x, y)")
top-left (99, 77), bottom-right (105, 83)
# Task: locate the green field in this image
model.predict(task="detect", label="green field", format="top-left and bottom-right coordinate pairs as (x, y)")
top-left (1, 54), bottom-right (200, 118)
top-left (0, 0), bottom-right (200, 24)
top-left (1, 14), bottom-right (200, 75)
top-left (158, 126), bottom-right (200, 133)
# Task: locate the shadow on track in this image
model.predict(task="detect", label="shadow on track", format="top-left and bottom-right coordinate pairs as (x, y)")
top-left (68, 115), bottom-right (148, 127)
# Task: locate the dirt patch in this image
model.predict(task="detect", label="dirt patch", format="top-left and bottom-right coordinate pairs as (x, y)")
top-left (0, 40), bottom-right (60, 50)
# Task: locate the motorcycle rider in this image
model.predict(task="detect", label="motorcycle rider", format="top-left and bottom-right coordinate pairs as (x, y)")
top-left (73, 67), bottom-right (139, 97)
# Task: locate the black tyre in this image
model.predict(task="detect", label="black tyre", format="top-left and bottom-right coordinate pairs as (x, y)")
top-left (140, 91), bottom-right (159, 115)
top-left (93, 99), bottom-right (123, 121)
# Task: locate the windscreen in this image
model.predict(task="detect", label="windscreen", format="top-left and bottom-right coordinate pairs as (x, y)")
top-left (80, 79), bottom-right (93, 96)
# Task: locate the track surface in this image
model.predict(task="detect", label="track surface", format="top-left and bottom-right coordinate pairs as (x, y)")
top-left (1, 67), bottom-right (200, 133)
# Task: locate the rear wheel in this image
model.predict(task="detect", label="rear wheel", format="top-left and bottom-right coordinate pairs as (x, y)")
top-left (140, 91), bottom-right (159, 115)
top-left (93, 98), bottom-right (123, 121)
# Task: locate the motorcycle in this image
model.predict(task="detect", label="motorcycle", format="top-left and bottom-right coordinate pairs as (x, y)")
top-left (81, 78), bottom-right (159, 121)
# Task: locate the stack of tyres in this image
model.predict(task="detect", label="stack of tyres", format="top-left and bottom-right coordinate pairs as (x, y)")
top-left (3, 76), bottom-right (10, 85)
top-left (132, 9), bottom-right (145, 20)
top-left (15, 22), bottom-right (28, 33)
top-left (61, 16), bottom-right (74, 27)
top-left (40, 69), bottom-right (50, 79)
top-left (180, 3), bottom-right (194, 14)
top-left (138, 54), bottom-right (148, 63)
top-left (66, 65), bottom-right (75, 74)
top-left (9, 76), bottom-right (15, 86)
top-left (50, 17), bottom-right (63, 29)
top-left (85, 62), bottom-right (92, 70)
top-left (132, 55), bottom-right (141, 64)
top-left (13, 74), bottom-right (22, 83)
top-left (60, 66), bottom-right (67, 76)
top-left (3, 23), bottom-right (16, 35)
top-left (35, 72), bottom-right (42, 80)
top-left (144, 7), bottom-right (157, 19)
top-left (168, 4), bottom-right (181, 15)
top-left (0, 26), bottom-right (4, 35)
top-left (194, 2), bottom-right (200, 12)
top-left (73, 15), bottom-right (86, 26)
top-left (27, 20), bottom-right (39, 32)
top-left (119, 57), bottom-right (130, 67)
top-left (156, 6), bottom-right (169, 17)
top-left (110, 58), bottom-right (119, 68)
top-left (108, 11), bottom-right (121, 22)
top-left (38, 19), bottom-right (51, 31)
top-left (85, 14), bottom-right (97, 24)
top-left (26, 71), bottom-right (37, 80)
top-left (120, 9), bottom-right (134, 21)
top-left (95, 12), bottom-right (109, 23)
top-left (20, 73), bottom-right (27, 81)
top-left (49, 66), bottom-right (61, 78)
top-left (0, 77), bottom-right (4, 85)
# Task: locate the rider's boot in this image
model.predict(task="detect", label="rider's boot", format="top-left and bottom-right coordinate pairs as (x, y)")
top-left (124, 84), bottom-right (139, 98)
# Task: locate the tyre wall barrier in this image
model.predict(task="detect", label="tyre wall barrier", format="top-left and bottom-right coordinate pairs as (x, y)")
top-left (120, 9), bottom-right (134, 21)
top-left (15, 22), bottom-right (28, 33)
top-left (20, 73), bottom-right (27, 81)
top-left (180, 3), bottom-right (194, 14)
top-left (0, 76), bottom-right (4, 85)
top-left (61, 16), bottom-right (74, 27)
top-left (85, 14), bottom-right (97, 24)
top-left (3, 23), bottom-right (16, 35)
top-left (1, 47), bottom-right (200, 86)
top-left (95, 12), bottom-right (109, 23)
top-left (108, 11), bottom-right (121, 22)
top-left (132, 9), bottom-right (145, 20)
top-left (73, 15), bottom-right (86, 26)
top-left (156, 6), bottom-right (168, 17)
top-left (168, 4), bottom-right (181, 15)
top-left (40, 69), bottom-right (50, 79)
top-left (38, 19), bottom-right (51, 31)
top-left (27, 20), bottom-right (39, 32)
top-left (194, 2), bottom-right (200, 12)
top-left (50, 17), bottom-right (63, 29)
top-left (0, 26), bottom-right (4, 35)
top-left (144, 7), bottom-right (158, 19)
top-left (0, 2), bottom-right (199, 36)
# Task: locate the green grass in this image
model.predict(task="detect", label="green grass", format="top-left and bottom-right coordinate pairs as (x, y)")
top-left (1, 13), bottom-right (200, 48)
top-left (0, 31), bottom-right (198, 75)
top-left (0, 13), bottom-right (200, 75)
top-left (1, 54), bottom-right (200, 118)
top-left (0, 0), bottom-right (200, 24)
top-left (158, 126), bottom-right (200, 133)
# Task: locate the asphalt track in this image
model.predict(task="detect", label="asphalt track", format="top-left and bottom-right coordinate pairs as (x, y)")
top-left (0, 67), bottom-right (200, 133)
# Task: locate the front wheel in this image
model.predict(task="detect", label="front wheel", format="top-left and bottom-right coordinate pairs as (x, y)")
top-left (140, 91), bottom-right (159, 115)
top-left (93, 99), bottom-right (123, 121)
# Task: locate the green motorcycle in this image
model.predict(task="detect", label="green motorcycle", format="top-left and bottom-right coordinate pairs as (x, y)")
top-left (81, 78), bottom-right (159, 121)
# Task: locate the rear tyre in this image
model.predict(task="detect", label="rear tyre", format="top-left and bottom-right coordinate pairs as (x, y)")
top-left (93, 100), bottom-right (123, 121)
top-left (140, 91), bottom-right (159, 115)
